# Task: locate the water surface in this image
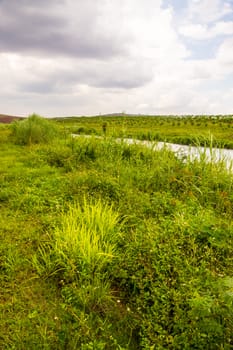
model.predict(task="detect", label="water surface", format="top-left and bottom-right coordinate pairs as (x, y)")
top-left (122, 138), bottom-right (233, 170)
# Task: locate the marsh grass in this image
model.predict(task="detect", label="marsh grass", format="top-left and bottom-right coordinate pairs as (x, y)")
top-left (57, 114), bottom-right (233, 148)
top-left (1, 123), bottom-right (233, 349)
top-left (33, 198), bottom-right (124, 317)
top-left (10, 113), bottom-right (59, 145)
top-left (54, 198), bottom-right (121, 276)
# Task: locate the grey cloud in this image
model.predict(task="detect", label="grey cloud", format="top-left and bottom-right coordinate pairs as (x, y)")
top-left (87, 65), bottom-right (152, 89)
top-left (92, 78), bottom-right (150, 89)
top-left (1, 0), bottom-right (153, 92)
top-left (0, 0), bottom-right (127, 58)
top-left (18, 57), bottom-right (153, 93)
top-left (19, 73), bottom-right (152, 94)
top-left (19, 80), bottom-right (58, 94)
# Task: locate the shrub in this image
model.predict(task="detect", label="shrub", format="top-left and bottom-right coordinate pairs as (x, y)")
top-left (11, 114), bottom-right (59, 145)
top-left (73, 126), bottom-right (97, 135)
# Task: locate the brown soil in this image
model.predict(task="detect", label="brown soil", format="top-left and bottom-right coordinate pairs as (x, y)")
top-left (0, 114), bottom-right (25, 123)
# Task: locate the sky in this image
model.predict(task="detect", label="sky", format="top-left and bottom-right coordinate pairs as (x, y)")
top-left (1, 0), bottom-right (233, 117)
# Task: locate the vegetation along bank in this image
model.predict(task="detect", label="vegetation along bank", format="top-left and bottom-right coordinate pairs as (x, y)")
top-left (0, 114), bottom-right (232, 349)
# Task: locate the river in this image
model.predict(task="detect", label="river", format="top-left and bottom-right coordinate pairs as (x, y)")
top-left (119, 138), bottom-right (233, 171)
top-left (72, 134), bottom-right (233, 171)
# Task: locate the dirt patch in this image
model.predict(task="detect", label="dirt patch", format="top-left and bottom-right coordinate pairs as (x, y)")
top-left (0, 114), bottom-right (25, 124)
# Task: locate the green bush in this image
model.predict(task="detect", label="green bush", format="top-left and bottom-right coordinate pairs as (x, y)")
top-left (73, 126), bottom-right (97, 135)
top-left (11, 114), bottom-right (59, 145)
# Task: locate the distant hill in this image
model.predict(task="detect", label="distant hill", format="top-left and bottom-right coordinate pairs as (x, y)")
top-left (97, 113), bottom-right (142, 117)
top-left (0, 114), bottom-right (25, 123)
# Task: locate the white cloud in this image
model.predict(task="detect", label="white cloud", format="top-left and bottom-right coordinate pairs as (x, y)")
top-left (179, 21), bottom-right (233, 39)
top-left (0, 0), bottom-right (233, 116)
top-left (187, 0), bottom-right (233, 24)
top-left (178, 0), bottom-right (233, 40)
top-left (216, 37), bottom-right (233, 67)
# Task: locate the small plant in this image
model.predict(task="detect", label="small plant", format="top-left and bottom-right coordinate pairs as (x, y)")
top-left (34, 198), bottom-right (124, 314)
top-left (54, 198), bottom-right (122, 279)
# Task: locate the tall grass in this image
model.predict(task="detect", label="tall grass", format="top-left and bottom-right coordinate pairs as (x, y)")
top-left (33, 198), bottom-right (123, 315)
top-left (54, 198), bottom-right (121, 276)
top-left (11, 113), bottom-right (59, 145)
top-left (1, 125), bottom-right (233, 349)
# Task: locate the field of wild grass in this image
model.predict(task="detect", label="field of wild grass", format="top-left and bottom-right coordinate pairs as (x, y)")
top-left (0, 115), bottom-right (233, 349)
top-left (57, 114), bottom-right (233, 149)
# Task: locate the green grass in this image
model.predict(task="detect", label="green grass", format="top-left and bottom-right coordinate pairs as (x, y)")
top-left (11, 113), bottom-right (60, 145)
top-left (0, 119), bottom-right (233, 349)
top-left (56, 114), bottom-right (233, 149)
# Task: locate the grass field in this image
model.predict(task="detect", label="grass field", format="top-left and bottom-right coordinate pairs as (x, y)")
top-left (55, 114), bottom-right (233, 149)
top-left (0, 115), bottom-right (233, 349)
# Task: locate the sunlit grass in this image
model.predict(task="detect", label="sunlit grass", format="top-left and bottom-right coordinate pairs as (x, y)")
top-left (0, 121), bottom-right (233, 349)
top-left (54, 198), bottom-right (122, 275)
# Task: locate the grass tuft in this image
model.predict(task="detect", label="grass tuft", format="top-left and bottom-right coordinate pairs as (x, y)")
top-left (10, 113), bottom-right (60, 145)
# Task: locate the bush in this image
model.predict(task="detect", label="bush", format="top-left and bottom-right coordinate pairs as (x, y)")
top-left (73, 126), bottom-right (97, 135)
top-left (11, 114), bottom-right (59, 145)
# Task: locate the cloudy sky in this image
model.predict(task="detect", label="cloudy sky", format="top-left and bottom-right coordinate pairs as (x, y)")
top-left (1, 0), bottom-right (233, 117)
